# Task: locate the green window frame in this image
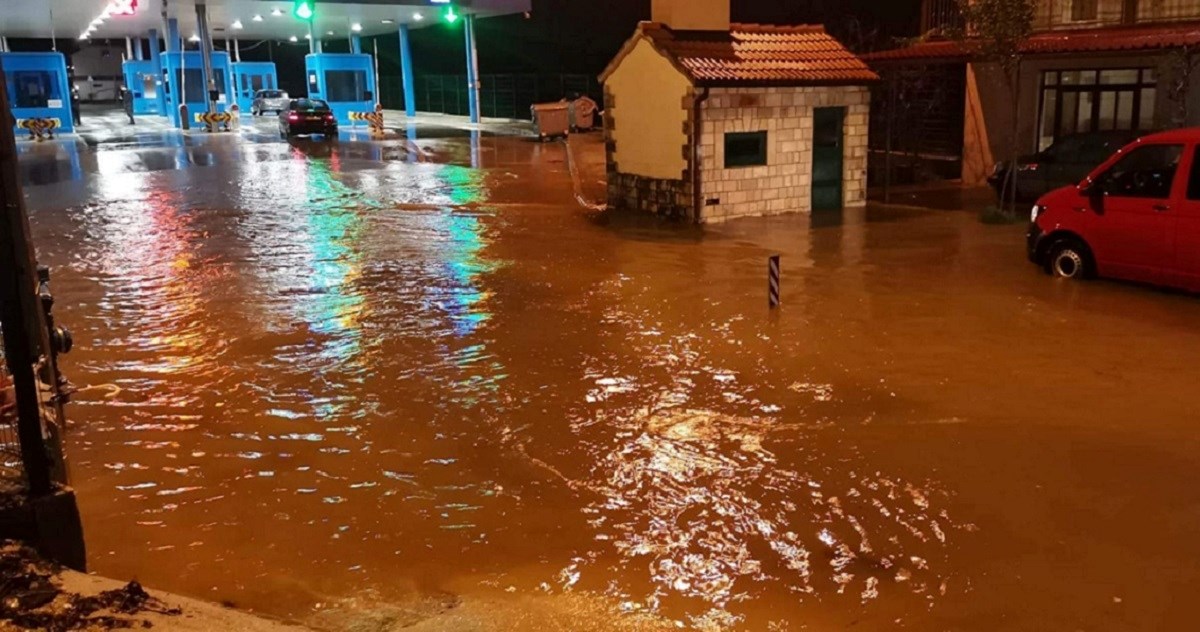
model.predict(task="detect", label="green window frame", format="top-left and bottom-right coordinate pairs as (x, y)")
top-left (724, 131), bottom-right (768, 168)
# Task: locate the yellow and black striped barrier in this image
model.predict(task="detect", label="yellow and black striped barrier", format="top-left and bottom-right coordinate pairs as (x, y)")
top-left (193, 111), bottom-right (235, 132)
top-left (17, 118), bottom-right (61, 142)
top-left (349, 105), bottom-right (385, 137)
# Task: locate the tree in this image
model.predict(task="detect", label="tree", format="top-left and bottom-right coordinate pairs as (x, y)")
top-left (953, 0), bottom-right (1036, 219)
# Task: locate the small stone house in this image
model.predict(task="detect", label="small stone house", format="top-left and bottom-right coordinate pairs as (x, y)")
top-left (600, 0), bottom-right (878, 223)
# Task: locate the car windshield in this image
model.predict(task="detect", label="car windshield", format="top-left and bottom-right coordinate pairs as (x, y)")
top-left (289, 99), bottom-right (329, 111)
top-left (260, 90), bottom-right (285, 99)
top-left (1046, 132), bottom-right (1142, 163)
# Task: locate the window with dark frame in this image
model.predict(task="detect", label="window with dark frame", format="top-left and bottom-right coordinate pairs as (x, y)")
top-left (324, 70), bottom-right (369, 103)
top-left (1071, 0), bottom-right (1099, 21)
top-left (725, 131), bottom-right (768, 168)
top-left (1036, 68), bottom-right (1157, 151)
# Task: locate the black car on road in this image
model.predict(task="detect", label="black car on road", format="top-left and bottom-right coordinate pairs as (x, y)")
top-left (278, 98), bottom-right (338, 139)
top-left (988, 130), bottom-right (1144, 202)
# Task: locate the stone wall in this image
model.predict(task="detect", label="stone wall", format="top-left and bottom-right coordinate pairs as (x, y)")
top-left (606, 171), bottom-right (693, 219)
top-left (697, 86), bottom-right (870, 223)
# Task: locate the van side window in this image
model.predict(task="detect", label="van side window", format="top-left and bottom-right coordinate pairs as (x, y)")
top-left (1189, 147), bottom-right (1200, 201)
top-left (1098, 144), bottom-right (1183, 199)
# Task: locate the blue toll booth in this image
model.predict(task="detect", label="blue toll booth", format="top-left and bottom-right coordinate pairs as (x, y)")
top-left (2, 52), bottom-right (75, 135)
top-left (231, 62), bottom-right (280, 112)
top-left (121, 59), bottom-right (164, 116)
top-left (304, 54), bottom-right (376, 126)
top-left (161, 51), bottom-right (234, 128)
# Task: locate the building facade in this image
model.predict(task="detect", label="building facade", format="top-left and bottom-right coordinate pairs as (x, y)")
top-left (601, 11), bottom-right (876, 223)
top-left (868, 0), bottom-right (1200, 185)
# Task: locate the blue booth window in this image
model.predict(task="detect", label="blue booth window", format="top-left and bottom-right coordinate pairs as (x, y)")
top-left (12, 71), bottom-right (63, 108)
top-left (325, 70), bottom-right (370, 102)
top-left (174, 68), bottom-right (227, 102)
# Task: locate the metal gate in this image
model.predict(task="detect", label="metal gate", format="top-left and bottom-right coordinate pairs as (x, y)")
top-left (812, 106), bottom-right (846, 211)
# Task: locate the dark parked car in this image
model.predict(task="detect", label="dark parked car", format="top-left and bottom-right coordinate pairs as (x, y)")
top-left (251, 89), bottom-right (290, 116)
top-left (990, 130), bottom-right (1145, 202)
top-left (278, 99), bottom-right (337, 139)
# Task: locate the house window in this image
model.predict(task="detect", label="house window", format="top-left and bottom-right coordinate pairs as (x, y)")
top-left (725, 131), bottom-right (768, 168)
top-left (1071, 0), bottom-right (1099, 21)
top-left (1036, 68), bottom-right (1156, 150)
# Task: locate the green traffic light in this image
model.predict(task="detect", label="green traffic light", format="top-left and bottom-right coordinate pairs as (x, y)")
top-left (444, 6), bottom-right (458, 23)
top-left (293, 0), bottom-right (314, 20)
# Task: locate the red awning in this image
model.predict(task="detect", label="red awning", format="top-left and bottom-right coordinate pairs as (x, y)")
top-left (863, 22), bottom-right (1200, 63)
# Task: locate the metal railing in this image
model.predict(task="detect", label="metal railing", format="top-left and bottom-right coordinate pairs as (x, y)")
top-left (923, 0), bottom-right (1200, 36)
top-left (935, 0), bottom-right (1200, 33)
top-left (923, 0), bottom-right (966, 33)
top-left (0, 352), bottom-right (21, 483)
top-left (378, 73), bottom-right (602, 120)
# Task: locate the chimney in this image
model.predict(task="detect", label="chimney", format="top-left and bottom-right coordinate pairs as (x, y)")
top-left (652, 0), bottom-right (731, 31)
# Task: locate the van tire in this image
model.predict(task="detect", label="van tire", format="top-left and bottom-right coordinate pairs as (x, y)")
top-left (1046, 237), bottom-right (1093, 280)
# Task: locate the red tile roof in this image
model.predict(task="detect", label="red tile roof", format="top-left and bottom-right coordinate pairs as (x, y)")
top-left (863, 21), bottom-right (1200, 62)
top-left (601, 22), bottom-right (879, 86)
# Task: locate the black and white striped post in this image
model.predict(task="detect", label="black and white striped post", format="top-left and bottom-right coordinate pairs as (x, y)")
top-left (768, 255), bottom-right (781, 309)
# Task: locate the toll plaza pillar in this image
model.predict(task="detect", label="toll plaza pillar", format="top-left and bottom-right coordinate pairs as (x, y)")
top-left (464, 13), bottom-right (480, 123)
top-left (148, 28), bottom-right (166, 115)
top-left (166, 18), bottom-right (181, 53)
top-left (195, 3), bottom-right (217, 120)
top-left (399, 24), bottom-right (416, 118)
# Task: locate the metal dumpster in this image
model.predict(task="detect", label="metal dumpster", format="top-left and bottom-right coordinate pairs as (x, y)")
top-left (531, 101), bottom-right (569, 140)
top-left (568, 96), bottom-right (598, 131)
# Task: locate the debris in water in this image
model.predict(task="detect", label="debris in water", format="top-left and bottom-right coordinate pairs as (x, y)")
top-left (0, 542), bottom-right (182, 630)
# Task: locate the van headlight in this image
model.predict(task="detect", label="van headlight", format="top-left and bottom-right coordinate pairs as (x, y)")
top-left (1030, 204), bottom-right (1045, 222)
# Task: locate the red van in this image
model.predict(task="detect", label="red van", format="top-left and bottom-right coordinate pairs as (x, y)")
top-left (1028, 128), bottom-right (1200, 292)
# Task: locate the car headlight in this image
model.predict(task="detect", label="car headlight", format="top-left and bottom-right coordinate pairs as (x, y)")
top-left (1031, 204), bottom-right (1045, 222)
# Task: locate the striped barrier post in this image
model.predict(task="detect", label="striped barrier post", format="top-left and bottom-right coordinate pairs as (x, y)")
top-left (370, 103), bottom-right (384, 138)
top-left (768, 255), bottom-right (781, 309)
top-left (193, 112), bottom-right (234, 132)
top-left (350, 108), bottom-right (385, 138)
top-left (17, 118), bottom-right (61, 142)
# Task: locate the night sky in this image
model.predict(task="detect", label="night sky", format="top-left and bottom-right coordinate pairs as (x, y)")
top-left (8, 0), bottom-right (922, 99)
top-left (257, 0), bottom-right (923, 93)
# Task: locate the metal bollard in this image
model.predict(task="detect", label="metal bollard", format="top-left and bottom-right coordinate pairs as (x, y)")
top-left (768, 255), bottom-right (781, 309)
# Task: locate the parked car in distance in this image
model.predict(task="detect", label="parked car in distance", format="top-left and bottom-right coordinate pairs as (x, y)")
top-left (251, 90), bottom-right (290, 116)
top-left (1028, 128), bottom-right (1200, 292)
top-left (991, 130), bottom-right (1145, 202)
top-left (278, 99), bottom-right (338, 139)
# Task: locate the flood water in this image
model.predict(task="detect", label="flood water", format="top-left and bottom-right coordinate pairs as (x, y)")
top-left (17, 129), bottom-right (1200, 630)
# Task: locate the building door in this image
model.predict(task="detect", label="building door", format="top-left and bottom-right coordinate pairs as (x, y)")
top-left (813, 106), bottom-right (846, 211)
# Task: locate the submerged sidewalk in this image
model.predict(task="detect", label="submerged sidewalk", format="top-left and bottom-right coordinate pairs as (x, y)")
top-left (0, 543), bottom-right (311, 632)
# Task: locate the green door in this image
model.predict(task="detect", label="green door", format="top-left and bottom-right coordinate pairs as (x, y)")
top-left (812, 106), bottom-right (846, 211)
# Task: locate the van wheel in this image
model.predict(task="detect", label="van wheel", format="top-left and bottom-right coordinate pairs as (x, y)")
top-left (1047, 238), bottom-right (1092, 280)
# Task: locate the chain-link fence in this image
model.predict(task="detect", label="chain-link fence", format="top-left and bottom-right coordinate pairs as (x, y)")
top-left (378, 73), bottom-right (603, 120)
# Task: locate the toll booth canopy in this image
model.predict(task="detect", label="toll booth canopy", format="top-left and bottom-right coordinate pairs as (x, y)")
top-left (305, 54), bottom-right (376, 126)
top-left (121, 59), bottom-right (163, 116)
top-left (231, 62), bottom-right (280, 112)
top-left (161, 51), bottom-right (233, 128)
top-left (2, 52), bottom-right (75, 134)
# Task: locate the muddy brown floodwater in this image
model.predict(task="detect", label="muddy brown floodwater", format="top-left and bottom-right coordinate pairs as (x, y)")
top-left (15, 129), bottom-right (1200, 630)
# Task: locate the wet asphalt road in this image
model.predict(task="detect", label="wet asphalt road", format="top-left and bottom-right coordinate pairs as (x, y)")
top-left (14, 118), bottom-right (1200, 630)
